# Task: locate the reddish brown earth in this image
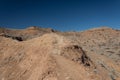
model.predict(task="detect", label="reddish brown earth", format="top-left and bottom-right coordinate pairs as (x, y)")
top-left (0, 26), bottom-right (120, 80)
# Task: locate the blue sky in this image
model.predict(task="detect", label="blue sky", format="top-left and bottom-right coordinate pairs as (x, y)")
top-left (0, 0), bottom-right (120, 31)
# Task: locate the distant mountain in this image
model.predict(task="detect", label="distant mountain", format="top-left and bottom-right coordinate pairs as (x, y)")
top-left (0, 26), bottom-right (56, 41)
top-left (0, 26), bottom-right (120, 80)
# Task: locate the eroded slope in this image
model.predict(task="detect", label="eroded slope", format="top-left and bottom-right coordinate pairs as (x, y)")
top-left (0, 27), bottom-right (120, 80)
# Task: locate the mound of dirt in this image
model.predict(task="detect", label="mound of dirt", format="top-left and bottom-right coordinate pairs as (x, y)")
top-left (0, 27), bottom-right (120, 80)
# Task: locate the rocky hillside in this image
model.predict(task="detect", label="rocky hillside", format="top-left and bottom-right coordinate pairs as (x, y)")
top-left (0, 26), bottom-right (55, 41)
top-left (0, 26), bottom-right (120, 80)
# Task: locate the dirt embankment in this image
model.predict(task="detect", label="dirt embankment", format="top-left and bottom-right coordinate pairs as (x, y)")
top-left (0, 27), bottom-right (120, 80)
